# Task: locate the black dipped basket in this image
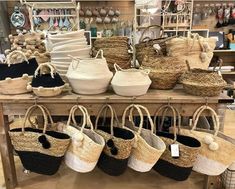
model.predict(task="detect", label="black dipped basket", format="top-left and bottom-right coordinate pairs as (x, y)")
top-left (95, 104), bottom-right (135, 176)
top-left (9, 104), bottom-right (70, 175)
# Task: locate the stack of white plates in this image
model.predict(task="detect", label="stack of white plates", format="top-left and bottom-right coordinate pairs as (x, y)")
top-left (49, 30), bottom-right (91, 76)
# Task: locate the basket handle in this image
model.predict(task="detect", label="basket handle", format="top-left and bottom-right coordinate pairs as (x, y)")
top-left (153, 104), bottom-right (177, 142)
top-left (34, 62), bottom-right (56, 78)
top-left (191, 105), bottom-right (220, 137)
top-left (121, 104), bottom-right (144, 135)
top-left (5, 50), bottom-right (29, 66)
top-left (95, 104), bottom-right (117, 136)
top-left (128, 105), bottom-right (154, 134)
top-left (139, 25), bottom-right (164, 43)
top-left (66, 105), bottom-right (87, 133)
top-left (71, 105), bottom-right (94, 131)
top-left (22, 104), bottom-right (48, 134)
top-left (95, 49), bottom-right (104, 59)
top-left (114, 63), bottom-right (123, 72)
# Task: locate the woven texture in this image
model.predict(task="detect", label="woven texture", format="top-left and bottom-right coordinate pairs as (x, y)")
top-left (92, 37), bottom-right (131, 71)
top-left (142, 57), bottom-right (187, 89)
top-left (180, 69), bottom-right (226, 96)
top-left (166, 35), bottom-right (216, 69)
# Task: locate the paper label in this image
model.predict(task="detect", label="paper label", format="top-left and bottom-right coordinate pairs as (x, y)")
top-left (170, 144), bottom-right (180, 158)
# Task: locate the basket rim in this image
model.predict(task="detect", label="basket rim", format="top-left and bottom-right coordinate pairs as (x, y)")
top-left (181, 81), bottom-right (226, 88)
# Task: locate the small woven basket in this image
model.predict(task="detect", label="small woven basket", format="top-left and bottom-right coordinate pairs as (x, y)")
top-left (142, 57), bottom-right (187, 89)
top-left (180, 65), bottom-right (226, 96)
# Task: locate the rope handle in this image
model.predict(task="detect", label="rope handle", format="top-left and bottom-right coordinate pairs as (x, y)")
top-left (95, 104), bottom-right (116, 136)
top-left (71, 105), bottom-right (94, 131)
top-left (34, 63), bottom-right (56, 78)
top-left (153, 104), bottom-right (177, 142)
top-left (66, 105), bottom-right (88, 133)
top-left (128, 105), bottom-right (154, 134)
top-left (5, 50), bottom-right (29, 66)
top-left (139, 25), bottom-right (164, 43)
top-left (94, 49), bottom-right (104, 59)
top-left (121, 104), bottom-right (144, 135)
top-left (114, 63), bottom-right (150, 75)
top-left (23, 104), bottom-right (48, 134)
top-left (191, 105), bottom-right (220, 137)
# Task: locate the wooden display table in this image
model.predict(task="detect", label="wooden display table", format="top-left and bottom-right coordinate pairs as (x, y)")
top-left (0, 89), bottom-right (233, 189)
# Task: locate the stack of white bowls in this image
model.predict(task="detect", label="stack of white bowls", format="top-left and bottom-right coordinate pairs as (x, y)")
top-left (48, 30), bottom-right (91, 76)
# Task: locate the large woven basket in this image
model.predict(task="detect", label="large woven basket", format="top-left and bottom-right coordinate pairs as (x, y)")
top-left (62, 105), bottom-right (105, 173)
top-left (177, 105), bottom-right (235, 176)
top-left (9, 104), bottom-right (70, 175)
top-left (180, 68), bottom-right (226, 96)
top-left (122, 104), bottom-right (166, 172)
top-left (95, 104), bottom-right (135, 176)
top-left (153, 104), bottom-right (201, 181)
top-left (135, 25), bottom-right (174, 65)
top-left (142, 56), bottom-right (187, 89)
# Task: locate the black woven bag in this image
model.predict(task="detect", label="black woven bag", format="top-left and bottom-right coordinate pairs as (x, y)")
top-left (95, 104), bottom-right (135, 176)
top-left (0, 51), bottom-right (38, 80)
top-left (9, 104), bottom-right (71, 175)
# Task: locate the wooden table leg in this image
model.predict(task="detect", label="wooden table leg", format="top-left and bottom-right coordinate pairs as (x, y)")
top-left (0, 104), bottom-right (17, 189)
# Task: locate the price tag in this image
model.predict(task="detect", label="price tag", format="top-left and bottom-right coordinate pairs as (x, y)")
top-left (170, 144), bottom-right (180, 158)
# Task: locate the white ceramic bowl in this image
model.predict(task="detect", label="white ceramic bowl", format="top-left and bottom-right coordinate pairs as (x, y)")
top-left (50, 47), bottom-right (91, 59)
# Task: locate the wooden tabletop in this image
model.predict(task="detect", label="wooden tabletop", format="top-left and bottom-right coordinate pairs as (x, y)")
top-left (0, 89), bottom-right (232, 104)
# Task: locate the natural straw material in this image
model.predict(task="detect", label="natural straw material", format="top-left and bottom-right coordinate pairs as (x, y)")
top-left (178, 105), bottom-right (235, 176)
top-left (122, 104), bottom-right (166, 172)
top-left (180, 68), bottom-right (226, 96)
top-left (63, 105), bottom-right (105, 173)
top-left (142, 57), bottom-right (187, 89)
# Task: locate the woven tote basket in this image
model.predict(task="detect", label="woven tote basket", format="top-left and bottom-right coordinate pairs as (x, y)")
top-left (153, 104), bottom-right (201, 181)
top-left (27, 63), bottom-right (66, 97)
top-left (0, 50), bottom-right (38, 94)
top-left (62, 105), bottom-right (105, 173)
top-left (178, 105), bottom-right (235, 176)
top-left (166, 33), bottom-right (216, 70)
top-left (135, 25), bottom-right (173, 65)
top-left (122, 104), bottom-right (166, 172)
top-left (141, 56), bottom-right (187, 89)
top-left (180, 67), bottom-right (226, 97)
top-left (95, 104), bottom-right (135, 176)
top-left (222, 161), bottom-right (235, 189)
top-left (9, 104), bottom-right (71, 175)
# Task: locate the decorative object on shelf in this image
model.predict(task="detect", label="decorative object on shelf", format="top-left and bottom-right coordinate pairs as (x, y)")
top-left (111, 64), bottom-right (151, 97)
top-left (122, 104), bottom-right (166, 172)
top-left (178, 105), bottom-right (235, 176)
top-left (9, 104), bottom-right (71, 175)
top-left (0, 50), bottom-right (38, 95)
top-left (27, 63), bottom-right (67, 97)
top-left (141, 56), bottom-right (187, 89)
top-left (180, 63), bottom-right (226, 97)
top-left (153, 104), bottom-right (201, 181)
top-left (62, 105), bottom-right (105, 173)
top-left (10, 6), bottom-right (26, 28)
top-left (135, 25), bottom-right (173, 65)
top-left (166, 33), bottom-right (216, 70)
top-left (95, 104), bottom-right (135, 176)
top-left (66, 50), bottom-right (113, 95)
top-left (92, 36), bottom-right (131, 71)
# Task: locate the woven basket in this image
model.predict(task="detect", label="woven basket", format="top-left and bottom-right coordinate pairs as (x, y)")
top-left (153, 105), bottom-right (201, 181)
top-left (62, 105), bottom-right (105, 173)
top-left (135, 25), bottom-right (174, 65)
top-left (178, 105), bottom-right (235, 176)
top-left (95, 104), bottom-right (135, 176)
top-left (9, 104), bottom-right (70, 175)
top-left (122, 104), bottom-right (166, 172)
top-left (27, 63), bottom-right (66, 97)
top-left (180, 68), bottom-right (226, 97)
top-left (142, 57), bottom-right (187, 89)
top-left (166, 33), bottom-right (216, 70)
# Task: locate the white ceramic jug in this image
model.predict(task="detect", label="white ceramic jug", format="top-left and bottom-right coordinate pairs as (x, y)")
top-left (111, 64), bottom-right (151, 96)
top-left (66, 50), bottom-right (113, 94)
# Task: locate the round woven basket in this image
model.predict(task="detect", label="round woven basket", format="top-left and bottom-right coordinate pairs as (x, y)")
top-left (142, 57), bottom-right (187, 90)
top-left (180, 69), bottom-right (226, 96)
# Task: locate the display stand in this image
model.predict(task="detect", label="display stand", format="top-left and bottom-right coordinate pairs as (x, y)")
top-left (0, 89), bottom-right (233, 189)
